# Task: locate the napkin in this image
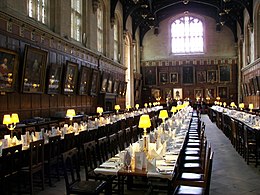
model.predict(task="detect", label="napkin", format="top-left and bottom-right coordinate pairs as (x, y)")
top-left (147, 158), bottom-right (156, 172)
top-left (149, 148), bottom-right (164, 160)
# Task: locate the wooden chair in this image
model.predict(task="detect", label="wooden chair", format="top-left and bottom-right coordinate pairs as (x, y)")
top-left (62, 147), bottom-right (107, 195)
top-left (21, 139), bottom-right (45, 195)
top-left (243, 126), bottom-right (259, 167)
top-left (118, 129), bottom-right (126, 151)
top-left (63, 132), bottom-right (75, 153)
top-left (109, 133), bottom-right (119, 157)
top-left (173, 151), bottom-right (214, 195)
top-left (132, 125), bottom-right (139, 143)
top-left (97, 136), bottom-right (110, 164)
top-left (125, 127), bottom-right (132, 147)
top-left (44, 135), bottom-right (61, 186)
top-left (0, 144), bottom-right (22, 195)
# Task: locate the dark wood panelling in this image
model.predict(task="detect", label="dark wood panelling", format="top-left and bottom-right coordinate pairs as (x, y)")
top-left (0, 13), bottom-right (126, 122)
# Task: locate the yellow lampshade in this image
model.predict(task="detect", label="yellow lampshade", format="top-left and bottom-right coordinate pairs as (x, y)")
top-left (239, 103), bottom-right (244, 109)
top-left (115, 105), bottom-right (120, 111)
top-left (249, 103), bottom-right (254, 110)
top-left (66, 109), bottom-right (76, 118)
top-left (171, 106), bottom-right (177, 113)
top-left (11, 113), bottom-right (19, 124)
top-left (3, 114), bottom-right (11, 125)
top-left (159, 110), bottom-right (168, 120)
top-left (230, 102), bottom-right (235, 107)
top-left (126, 105), bottom-right (131, 110)
top-left (97, 107), bottom-right (103, 114)
top-left (135, 104), bottom-right (139, 109)
top-left (138, 115), bottom-right (151, 129)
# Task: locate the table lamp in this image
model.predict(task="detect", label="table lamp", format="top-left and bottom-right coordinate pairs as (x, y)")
top-left (138, 114), bottom-right (151, 152)
top-left (239, 103), bottom-right (244, 110)
top-left (249, 103), bottom-right (254, 112)
top-left (126, 104), bottom-right (131, 111)
top-left (149, 102), bottom-right (152, 108)
top-left (97, 107), bottom-right (103, 116)
top-left (135, 104), bottom-right (139, 110)
top-left (66, 109), bottom-right (76, 131)
top-left (223, 102), bottom-right (227, 107)
top-left (171, 106), bottom-right (177, 114)
top-left (115, 105), bottom-right (120, 114)
top-left (3, 113), bottom-right (19, 138)
top-left (144, 103), bottom-right (148, 108)
top-left (230, 102), bottom-right (236, 108)
top-left (159, 110), bottom-right (168, 131)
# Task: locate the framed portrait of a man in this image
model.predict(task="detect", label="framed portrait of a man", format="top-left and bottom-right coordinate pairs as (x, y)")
top-left (159, 72), bottom-right (168, 84)
top-left (143, 66), bottom-right (157, 86)
top-left (0, 47), bottom-right (19, 93)
top-left (219, 64), bottom-right (231, 82)
top-left (197, 71), bottom-right (206, 83)
top-left (205, 88), bottom-right (215, 99)
top-left (194, 89), bottom-right (203, 99)
top-left (170, 72), bottom-right (178, 84)
top-left (207, 70), bottom-right (217, 83)
top-left (218, 86), bottom-right (228, 98)
top-left (173, 88), bottom-right (182, 100)
top-left (182, 66), bottom-right (194, 84)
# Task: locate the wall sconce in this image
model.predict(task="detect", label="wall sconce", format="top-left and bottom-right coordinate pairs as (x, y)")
top-left (138, 114), bottom-right (151, 152)
top-left (3, 113), bottom-right (19, 138)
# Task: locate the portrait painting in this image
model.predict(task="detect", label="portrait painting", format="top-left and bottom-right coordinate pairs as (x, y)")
top-left (143, 66), bottom-right (157, 86)
top-left (22, 45), bottom-right (48, 93)
top-left (107, 75), bottom-right (113, 93)
top-left (0, 47), bottom-right (19, 92)
top-left (253, 76), bottom-right (259, 94)
top-left (197, 71), bottom-right (206, 83)
top-left (47, 63), bottom-right (63, 95)
top-left (182, 66), bottom-right (194, 84)
top-left (100, 71), bottom-right (109, 93)
top-left (173, 88), bottom-right (182, 100)
top-left (78, 66), bottom-right (91, 95)
top-left (207, 70), bottom-right (217, 83)
top-left (170, 72), bottom-right (178, 84)
top-left (163, 88), bottom-right (172, 101)
top-left (151, 88), bottom-right (161, 101)
top-left (219, 64), bottom-right (231, 82)
top-left (159, 72), bottom-right (168, 84)
top-left (205, 88), bottom-right (215, 99)
top-left (194, 89), bottom-right (203, 99)
top-left (90, 69), bottom-right (100, 96)
top-left (113, 80), bottom-right (119, 94)
top-left (63, 61), bottom-right (78, 95)
top-left (218, 86), bottom-right (228, 98)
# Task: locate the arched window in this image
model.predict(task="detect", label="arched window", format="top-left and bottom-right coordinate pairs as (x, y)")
top-left (71, 0), bottom-right (82, 42)
top-left (97, 5), bottom-right (104, 53)
top-left (171, 15), bottom-right (204, 54)
top-left (28, 0), bottom-right (48, 24)
top-left (114, 15), bottom-right (120, 62)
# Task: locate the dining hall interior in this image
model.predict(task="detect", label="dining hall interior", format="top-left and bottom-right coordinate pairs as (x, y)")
top-left (0, 0), bottom-right (260, 194)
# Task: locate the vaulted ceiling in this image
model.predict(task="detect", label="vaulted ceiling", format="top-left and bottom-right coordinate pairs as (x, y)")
top-left (111, 0), bottom-right (253, 45)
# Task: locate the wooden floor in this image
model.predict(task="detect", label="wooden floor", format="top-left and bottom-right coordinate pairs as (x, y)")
top-left (34, 114), bottom-right (260, 195)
